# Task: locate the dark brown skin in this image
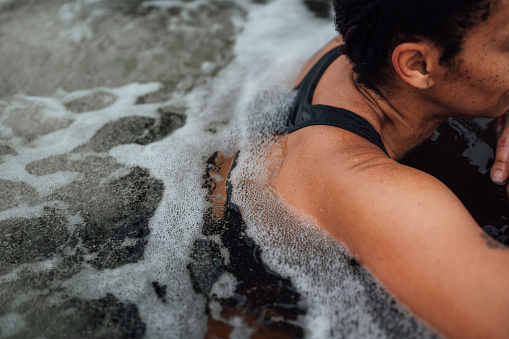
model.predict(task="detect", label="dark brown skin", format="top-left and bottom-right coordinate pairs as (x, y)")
top-left (270, 1), bottom-right (509, 338)
top-left (492, 113), bottom-right (509, 184)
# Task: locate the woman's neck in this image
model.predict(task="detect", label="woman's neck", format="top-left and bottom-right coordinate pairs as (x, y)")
top-left (354, 80), bottom-right (447, 159)
top-left (312, 55), bottom-right (447, 159)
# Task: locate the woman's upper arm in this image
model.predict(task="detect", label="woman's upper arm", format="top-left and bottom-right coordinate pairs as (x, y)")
top-left (317, 161), bottom-right (509, 339)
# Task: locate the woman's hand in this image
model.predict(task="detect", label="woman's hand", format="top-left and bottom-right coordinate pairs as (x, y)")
top-left (491, 112), bottom-right (509, 184)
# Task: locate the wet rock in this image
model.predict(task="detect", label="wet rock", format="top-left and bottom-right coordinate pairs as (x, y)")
top-left (303, 0), bottom-right (331, 18)
top-left (0, 157), bottom-right (162, 337)
top-left (74, 110), bottom-right (186, 153)
top-left (0, 143), bottom-right (17, 156)
top-left (0, 207), bottom-right (69, 268)
top-left (80, 166), bottom-right (164, 269)
top-left (25, 154), bottom-right (165, 270)
top-left (191, 164), bottom-right (307, 337)
top-left (152, 281), bottom-right (167, 302)
top-left (74, 116), bottom-right (156, 153)
top-left (16, 293), bottom-right (146, 339)
top-left (26, 155), bottom-right (125, 211)
top-left (64, 90), bottom-right (118, 113)
top-left (3, 105), bottom-right (74, 143)
top-left (0, 179), bottom-right (39, 212)
top-left (148, 106), bottom-right (188, 143)
top-left (135, 91), bottom-right (170, 105)
top-left (188, 239), bottom-right (226, 295)
top-left (26, 154), bottom-right (122, 178)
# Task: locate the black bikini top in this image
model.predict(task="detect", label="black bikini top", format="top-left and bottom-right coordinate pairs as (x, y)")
top-left (286, 48), bottom-right (389, 156)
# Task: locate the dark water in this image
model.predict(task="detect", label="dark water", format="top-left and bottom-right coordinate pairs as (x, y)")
top-left (401, 118), bottom-right (509, 245)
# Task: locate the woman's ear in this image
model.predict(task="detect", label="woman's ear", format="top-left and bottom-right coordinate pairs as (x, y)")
top-left (391, 42), bottom-right (438, 90)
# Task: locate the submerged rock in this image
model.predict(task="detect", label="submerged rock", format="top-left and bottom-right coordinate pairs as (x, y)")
top-left (74, 109), bottom-right (186, 153)
top-left (0, 207), bottom-right (69, 269)
top-left (9, 293), bottom-right (146, 339)
top-left (2, 104), bottom-right (74, 143)
top-left (81, 166), bottom-right (163, 270)
top-left (25, 152), bottom-right (165, 270)
top-left (0, 180), bottom-right (39, 212)
top-left (0, 144), bottom-right (17, 157)
top-left (64, 90), bottom-right (118, 113)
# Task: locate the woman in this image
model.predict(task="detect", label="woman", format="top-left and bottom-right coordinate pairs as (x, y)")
top-left (273, 0), bottom-right (509, 338)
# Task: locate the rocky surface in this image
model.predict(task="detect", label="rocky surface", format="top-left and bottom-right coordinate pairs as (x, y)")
top-left (0, 88), bottom-right (170, 336)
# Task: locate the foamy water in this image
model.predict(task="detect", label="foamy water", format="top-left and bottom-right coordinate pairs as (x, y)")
top-left (0, 1), bottom-right (442, 337)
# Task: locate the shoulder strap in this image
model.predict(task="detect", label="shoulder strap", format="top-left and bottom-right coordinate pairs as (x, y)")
top-left (295, 48), bottom-right (341, 103)
top-left (287, 48), bottom-right (389, 156)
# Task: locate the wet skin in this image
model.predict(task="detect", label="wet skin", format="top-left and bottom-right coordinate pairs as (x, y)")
top-left (272, 1), bottom-right (509, 338)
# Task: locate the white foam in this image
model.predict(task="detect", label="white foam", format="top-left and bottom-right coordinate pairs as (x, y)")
top-left (210, 272), bottom-right (236, 299)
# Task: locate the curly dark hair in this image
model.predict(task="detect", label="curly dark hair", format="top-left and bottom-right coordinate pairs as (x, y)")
top-left (333, 0), bottom-right (494, 91)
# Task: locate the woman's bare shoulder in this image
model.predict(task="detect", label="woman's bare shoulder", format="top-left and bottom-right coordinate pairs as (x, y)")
top-left (278, 128), bottom-right (477, 241)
